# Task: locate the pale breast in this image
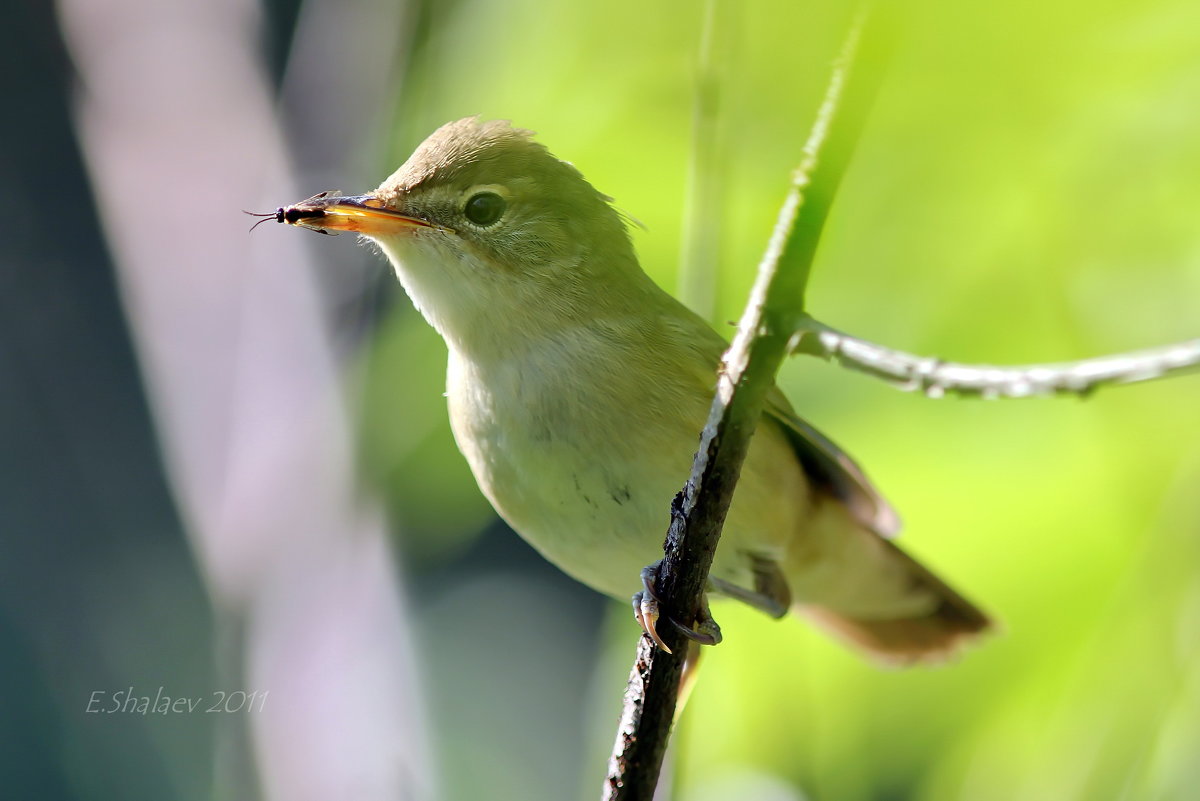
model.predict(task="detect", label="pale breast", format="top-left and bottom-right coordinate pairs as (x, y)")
top-left (445, 339), bottom-right (699, 599)
top-left (443, 326), bottom-right (811, 603)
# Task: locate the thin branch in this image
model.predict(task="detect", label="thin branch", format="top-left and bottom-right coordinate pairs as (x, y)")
top-left (603, 8), bottom-right (888, 800)
top-left (793, 319), bottom-right (1200, 398)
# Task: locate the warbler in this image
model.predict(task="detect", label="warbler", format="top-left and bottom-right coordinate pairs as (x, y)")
top-left (266, 117), bottom-right (990, 662)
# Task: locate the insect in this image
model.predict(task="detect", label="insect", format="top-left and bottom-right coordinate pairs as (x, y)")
top-left (244, 191), bottom-right (452, 236)
top-left (244, 191), bottom-right (344, 235)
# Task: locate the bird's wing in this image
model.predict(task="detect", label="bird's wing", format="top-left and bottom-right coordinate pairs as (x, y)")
top-left (763, 388), bottom-right (901, 537)
top-left (664, 304), bottom-right (900, 537)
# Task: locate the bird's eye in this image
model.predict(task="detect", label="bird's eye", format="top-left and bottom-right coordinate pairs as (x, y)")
top-left (463, 191), bottom-right (506, 227)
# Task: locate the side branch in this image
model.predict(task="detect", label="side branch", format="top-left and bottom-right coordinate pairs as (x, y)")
top-left (795, 319), bottom-right (1200, 398)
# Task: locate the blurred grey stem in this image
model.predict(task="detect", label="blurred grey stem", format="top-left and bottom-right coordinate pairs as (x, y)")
top-left (604, 7), bottom-right (883, 799)
top-left (56, 0), bottom-right (432, 799)
top-left (676, 0), bottom-right (734, 321)
top-left (792, 320), bottom-right (1200, 398)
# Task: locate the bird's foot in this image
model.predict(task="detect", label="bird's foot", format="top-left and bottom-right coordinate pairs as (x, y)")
top-left (631, 561), bottom-right (723, 654)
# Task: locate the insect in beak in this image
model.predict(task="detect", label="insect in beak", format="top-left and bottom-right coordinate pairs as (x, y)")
top-left (243, 191), bottom-right (452, 236)
top-left (243, 191), bottom-right (343, 235)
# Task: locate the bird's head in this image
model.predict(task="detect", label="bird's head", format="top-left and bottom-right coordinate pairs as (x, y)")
top-left (272, 118), bottom-right (645, 355)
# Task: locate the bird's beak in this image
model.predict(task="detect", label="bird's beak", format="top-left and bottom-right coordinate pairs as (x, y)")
top-left (256, 192), bottom-right (452, 236)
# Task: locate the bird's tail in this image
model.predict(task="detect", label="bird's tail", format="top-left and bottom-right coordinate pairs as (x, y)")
top-left (787, 511), bottom-right (992, 665)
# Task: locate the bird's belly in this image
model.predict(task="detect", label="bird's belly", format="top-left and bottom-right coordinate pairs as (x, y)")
top-left (444, 347), bottom-right (805, 604)
top-left (461, 407), bottom-right (688, 600)
top-left (445, 353), bottom-right (708, 600)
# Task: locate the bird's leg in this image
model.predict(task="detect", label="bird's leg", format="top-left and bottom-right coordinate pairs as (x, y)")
top-left (632, 561), bottom-right (723, 654)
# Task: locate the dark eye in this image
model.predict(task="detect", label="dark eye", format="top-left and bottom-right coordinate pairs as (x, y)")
top-left (464, 191), bottom-right (506, 226)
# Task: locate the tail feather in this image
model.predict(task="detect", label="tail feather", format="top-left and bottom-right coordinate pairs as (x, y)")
top-left (796, 540), bottom-right (992, 665)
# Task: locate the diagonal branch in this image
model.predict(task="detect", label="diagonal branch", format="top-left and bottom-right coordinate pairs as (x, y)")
top-left (793, 319), bottom-right (1200, 398)
top-left (602, 7), bottom-right (889, 800)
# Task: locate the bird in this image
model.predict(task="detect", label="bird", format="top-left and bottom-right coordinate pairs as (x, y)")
top-left (263, 116), bottom-right (991, 663)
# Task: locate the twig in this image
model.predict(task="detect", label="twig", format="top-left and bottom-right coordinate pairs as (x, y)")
top-left (792, 319), bottom-right (1200, 398)
top-left (602, 8), bottom-right (886, 800)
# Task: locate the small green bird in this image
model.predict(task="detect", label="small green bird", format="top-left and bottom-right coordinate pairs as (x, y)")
top-left (268, 117), bottom-right (991, 663)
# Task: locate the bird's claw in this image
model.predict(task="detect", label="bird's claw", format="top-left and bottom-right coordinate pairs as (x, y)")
top-left (633, 590), bottom-right (671, 653)
top-left (631, 562), bottom-right (723, 654)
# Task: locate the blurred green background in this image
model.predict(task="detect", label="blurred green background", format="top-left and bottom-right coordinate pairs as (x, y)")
top-left (4, 0), bottom-right (1198, 799)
